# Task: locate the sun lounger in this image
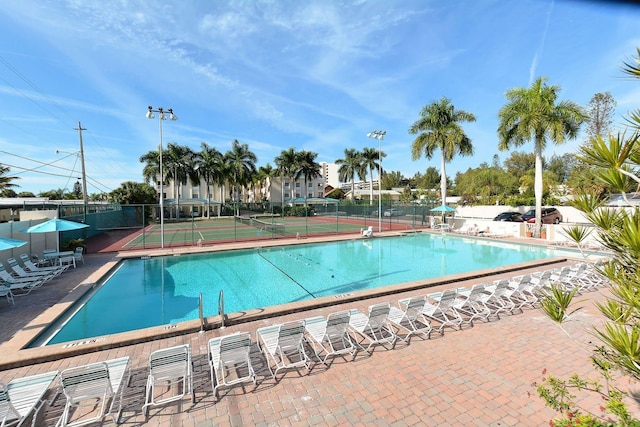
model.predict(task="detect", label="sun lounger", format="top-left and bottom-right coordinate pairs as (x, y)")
top-left (143, 344), bottom-right (194, 416)
top-left (208, 332), bottom-right (256, 398)
top-left (57, 356), bottom-right (130, 427)
top-left (423, 289), bottom-right (465, 332)
top-left (388, 296), bottom-right (432, 342)
top-left (484, 279), bottom-right (517, 316)
top-left (304, 311), bottom-right (357, 364)
top-left (348, 303), bottom-right (396, 352)
top-left (7, 258), bottom-right (56, 283)
top-left (257, 320), bottom-right (311, 379)
top-left (19, 254), bottom-right (68, 276)
top-left (361, 226), bottom-right (373, 238)
top-left (0, 370), bottom-right (58, 427)
top-left (455, 283), bottom-right (493, 323)
top-left (0, 284), bottom-right (15, 306)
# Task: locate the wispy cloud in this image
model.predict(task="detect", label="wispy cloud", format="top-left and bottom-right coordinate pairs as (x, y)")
top-left (529, 0), bottom-right (555, 85)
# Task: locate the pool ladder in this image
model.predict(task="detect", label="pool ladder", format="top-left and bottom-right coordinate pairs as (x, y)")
top-left (218, 289), bottom-right (225, 329)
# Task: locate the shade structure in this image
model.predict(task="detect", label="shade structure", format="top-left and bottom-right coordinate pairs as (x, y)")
top-left (430, 205), bottom-right (456, 212)
top-left (21, 218), bottom-right (89, 233)
top-left (0, 237), bottom-right (27, 251)
top-left (21, 218), bottom-right (89, 251)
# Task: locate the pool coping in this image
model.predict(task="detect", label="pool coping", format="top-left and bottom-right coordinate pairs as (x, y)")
top-left (0, 231), bottom-right (576, 370)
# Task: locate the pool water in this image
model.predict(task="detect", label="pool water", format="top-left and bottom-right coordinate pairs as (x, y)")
top-left (42, 234), bottom-right (576, 345)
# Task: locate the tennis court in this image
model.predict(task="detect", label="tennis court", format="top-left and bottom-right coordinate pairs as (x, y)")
top-left (120, 216), bottom-right (355, 248)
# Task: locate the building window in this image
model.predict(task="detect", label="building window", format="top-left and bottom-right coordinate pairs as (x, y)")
top-left (284, 182), bottom-right (290, 187)
top-left (295, 183), bottom-right (300, 188)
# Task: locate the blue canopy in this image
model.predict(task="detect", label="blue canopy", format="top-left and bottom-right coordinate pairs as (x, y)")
top-left (431, 205), bottom-right (456, 212)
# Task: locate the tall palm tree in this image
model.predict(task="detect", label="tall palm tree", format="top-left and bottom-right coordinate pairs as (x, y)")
top-left (195, 142), bottom-right (225, 218)
top-left (294, 151), bottom-right (321, 200)
top-left (360, 147), bottom-right (385, 205)
top-left (224, 139), bottom-right (257, 215)
top-left (274, 147), bottom-right (297, 203)
top-left (257, 163), bottom-right (276, 203)
top-left (163, 143), bottom-right (198, 218)
top-left (409, 97), bottom-right (476, 208)
top-left (139, 150), bottom-right (163, 204)
top-left (498, 77), bottom-right (587, 236)
top-left (336, 148), bottom-right (365, 202)
top-left (0, 164), bottom-right (19, 196)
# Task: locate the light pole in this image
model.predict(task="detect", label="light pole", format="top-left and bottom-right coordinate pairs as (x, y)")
top-left (56, 148), bottom-right (86, 219)
top-left (367, 130), bottom-right (386, 233)
top-left (146, 106), bottom-right (178, 248)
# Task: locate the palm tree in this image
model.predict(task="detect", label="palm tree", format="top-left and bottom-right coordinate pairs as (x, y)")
top-left (274, 147), bottom-right (297, 203)
top-left (336, 148), bottom-right (365, 202)
top-left (498, 77), bottom-right (587, 236)
top-left (0, 164), bottom-right (19, 196)
top-left (139, 150), bottom-right (163, 208)
top-left (163, 143), bottom-right (198, 218)
top-left (361, 147), bottom-right (385, 205)
top-left (257, 164), bottom-right (276, 203)
top-left (195, 142), bottom-right (225, 218)
top-left (224, 139), bottom-right (257, 215)
top-left (294, 151), bottom-right (321, 200)
top-left (409, 97), bottom-right (476, 208)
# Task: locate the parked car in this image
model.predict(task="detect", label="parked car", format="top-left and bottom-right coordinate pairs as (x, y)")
top-left (493, 212), bottom-right (523, 222)
top-left (383, 208), bottom-right (404, 217)
top-left (521, 208), bottom-right (563, 224)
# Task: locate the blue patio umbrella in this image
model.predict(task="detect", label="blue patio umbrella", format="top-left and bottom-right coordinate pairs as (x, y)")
top-left (21, 218), bottom-right (89, 251)
top-left (0, 236), bottom-right (27, 251)
top-left (430, 205), bottom-right (456, 212)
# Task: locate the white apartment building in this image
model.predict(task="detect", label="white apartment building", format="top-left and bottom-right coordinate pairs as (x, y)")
top-left (156, 163), bottom-right (339, 215)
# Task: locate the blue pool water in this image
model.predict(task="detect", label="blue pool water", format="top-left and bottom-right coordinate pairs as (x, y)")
top-left (42, 234), bottom-right (577, 345)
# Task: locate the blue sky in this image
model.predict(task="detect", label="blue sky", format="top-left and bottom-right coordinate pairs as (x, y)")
top-left (0, 0), bottom-right (639, 195)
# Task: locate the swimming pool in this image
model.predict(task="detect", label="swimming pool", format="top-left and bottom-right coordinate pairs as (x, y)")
top-left (37, 234), bottom-right (578, 345)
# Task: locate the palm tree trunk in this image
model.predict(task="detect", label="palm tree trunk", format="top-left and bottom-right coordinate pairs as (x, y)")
top-left (369, 168), bottom-right (374, 205)
top-left (534, 137), bottom-right (544, 238)
top-left (440, 153), bottom-right (448, 206)
top-left (351, 177), bottom-right (355, 202)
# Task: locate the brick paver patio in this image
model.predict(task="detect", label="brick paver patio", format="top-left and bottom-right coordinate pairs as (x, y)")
top-left (0, 234), bottom-right (637, 426)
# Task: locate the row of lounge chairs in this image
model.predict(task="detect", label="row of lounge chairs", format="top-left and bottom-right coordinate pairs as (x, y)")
top-left (0, 259), bottom-right (609, 426)
top-left (0, 254), bottom-right (76, 306)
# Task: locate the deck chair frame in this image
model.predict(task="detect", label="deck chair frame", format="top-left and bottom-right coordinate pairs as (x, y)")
top-left (304, 311), bottom-right (356, 364)
top-left (388, 297), bottom-right (432, 342)
top-left (0, 370), bottom-right (58, 427)
top-left (143, 344), bottom-right (194, 416)
top-left (56, 357), bottom-right (130, 427)
top-left (208, 332), bottom-right (256, 398)
top-left (348, 303), bottom-right (397, 352)
top-left (257, 320), bottom-right (311, 379)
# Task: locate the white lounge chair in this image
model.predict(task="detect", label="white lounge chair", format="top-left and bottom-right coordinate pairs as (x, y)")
top-left (304, 311), bottom-right (356, 364)
top-left (484, 279), bottom-right (517, 316)
top-left (257, 320), bottom-right (311, 379)
top-left (208, 332), bottom-right (256, 398)
top-left (57, 356), bottom-right (130, 427)
top-left (0, 370), bottom-right (58, 427)
top-left (0, 264), bottom-right (46, 295)
top-left (455, 283), bottom-right (493, 323)
top-left (0, 284), bottom-right (15, 306)
top-left (143, 344), bottom-right (194, 416)
top-left (423, 289), bottom-right (465, 332)
top-left (19, 254), bottom-right (68, 277)
top-left (508, 275), bottom-right (538, 308)
top-left (348, 303), bottom-right (396, 352)
top-left (361, 226), bottom-right (373, 238)
top-left (388, 296), bottom-right (432, 342)
top-left (73, 247), bottom-right (84, 265)
top-left (6, 258), bottom-right (56, 283)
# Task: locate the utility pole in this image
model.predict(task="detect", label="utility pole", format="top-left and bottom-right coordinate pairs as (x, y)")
top-left (74, 121), bottom-right (88, 222)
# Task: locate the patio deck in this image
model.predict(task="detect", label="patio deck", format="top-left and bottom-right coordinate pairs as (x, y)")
top-left (0, 232), bottom-right (636, 426)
